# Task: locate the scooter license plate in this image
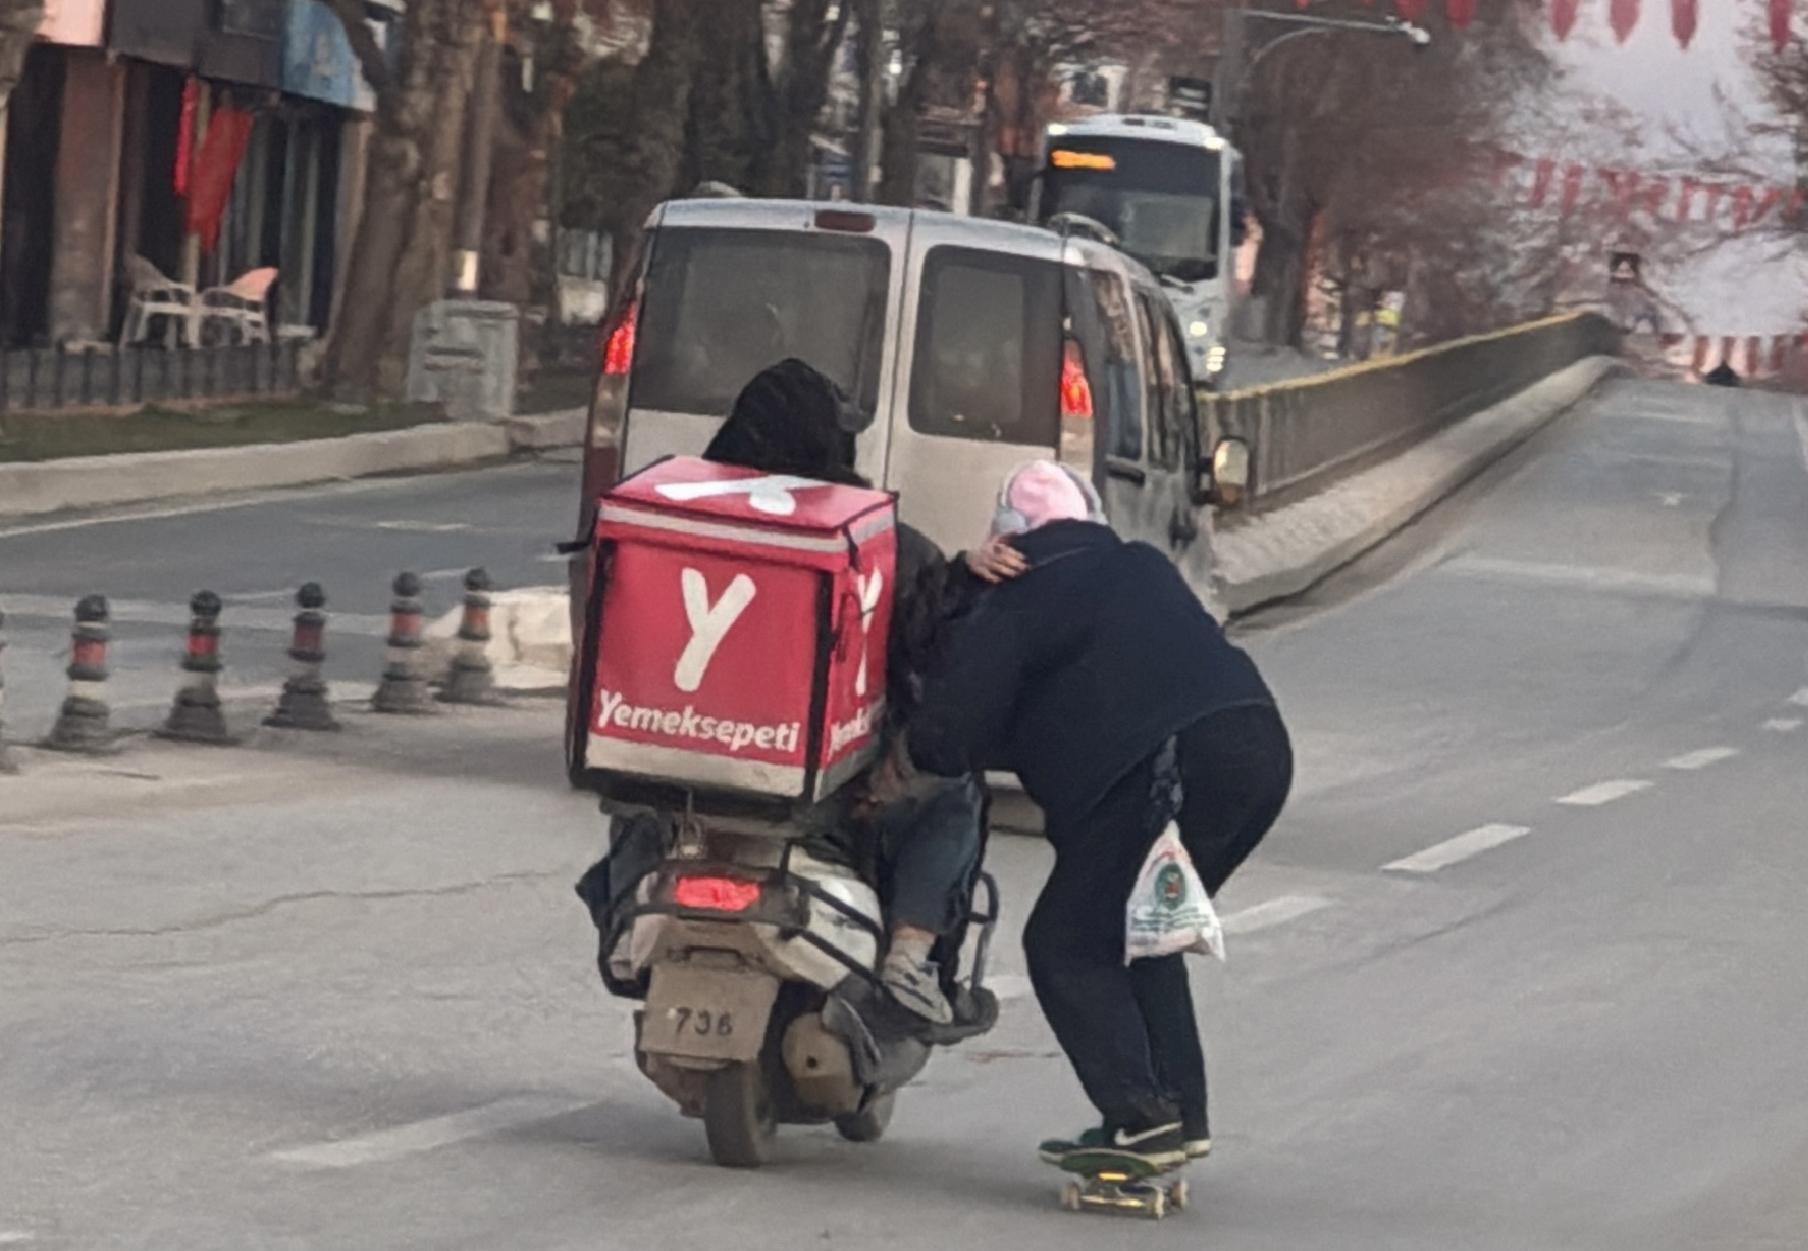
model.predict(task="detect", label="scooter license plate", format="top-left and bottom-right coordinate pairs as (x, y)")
top-left (640, 965), bottom-right (780, 1063)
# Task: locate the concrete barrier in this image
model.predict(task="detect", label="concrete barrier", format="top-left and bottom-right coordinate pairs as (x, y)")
top-left (1202, 313), bottom-right (1620, 508)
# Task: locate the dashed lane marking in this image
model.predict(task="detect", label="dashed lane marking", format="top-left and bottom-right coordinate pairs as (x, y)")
top-left (1557, 779), bottom-right (1653, 807)
top-left (270, 1095), bottom-right (594, 1169)
top-left (1790, 688), bottom-right (1808, 709)
top-left (0, 1233), bottom-right (35, 1245)
top-left (1384, 824), bottom-right (1532, 874)
top-left (1663, 747), bottom-right (1740, 771)
top-left (1763, 718), bottom-right (1804, 733)
top-left (1221, 895), bottom-right (1333, 935)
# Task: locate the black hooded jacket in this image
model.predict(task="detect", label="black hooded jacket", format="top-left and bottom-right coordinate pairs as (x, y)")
top-left (906, 521), bottom-right (1275, 822)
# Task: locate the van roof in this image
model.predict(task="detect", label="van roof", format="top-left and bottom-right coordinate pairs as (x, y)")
top-left (1048, 113), bottom-right (1228, 151)
top-left (654, 198), bottom-right (1157, 286)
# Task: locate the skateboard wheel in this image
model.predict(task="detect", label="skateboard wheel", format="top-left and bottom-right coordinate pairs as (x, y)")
top-left (1169, 1180), bottom-right (1190, 1211)
top-left (1061, 1182), bottom-right (1082, 1212)
top-left (1145, 1190), bottom-right (1167, 1220)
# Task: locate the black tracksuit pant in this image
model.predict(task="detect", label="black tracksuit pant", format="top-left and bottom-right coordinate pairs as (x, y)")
top-left (1024, 703), bottom-right (1294, 1132)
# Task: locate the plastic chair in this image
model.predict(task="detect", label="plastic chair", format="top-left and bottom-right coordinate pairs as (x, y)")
top-left (198, 267), bottom-right (278, 345)
top-left (119, 255), bottom-right (199, 349)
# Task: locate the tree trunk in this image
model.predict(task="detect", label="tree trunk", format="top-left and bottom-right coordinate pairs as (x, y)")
top-left (848, 0), bottom-right (882, 202)
top-left (605, 0), bottom-right (705, 298)
top-left (753, 0), bottom-right (849, 198)
top-left (325, 0), bottom-right (488, 399)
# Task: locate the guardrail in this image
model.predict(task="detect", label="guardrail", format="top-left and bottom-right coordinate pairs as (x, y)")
top-left (1203, 313), bottom-right (1620, 508)
top-left (0, 342), bottom-right (304, 415)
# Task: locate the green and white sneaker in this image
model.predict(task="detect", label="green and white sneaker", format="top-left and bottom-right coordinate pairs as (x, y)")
top-left (1039, 1121), bottom-right (1186, 1172)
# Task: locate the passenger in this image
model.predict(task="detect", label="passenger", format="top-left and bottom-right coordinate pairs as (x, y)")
top-left (888, 460), bottom-right (1293, 1170)
top-left (704, 359), bottom-right (1022, 1026)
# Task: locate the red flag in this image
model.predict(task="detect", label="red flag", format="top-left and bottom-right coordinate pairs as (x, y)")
top-left (1641, 178), bottom-right (1669, 220)
top-left (173, 78), bottom-right (200, 200)
top-left (1611, 0), bottom-right (1640, 43)
top-left (1560, 163), bottom-right (1586, 216)
top-left (1731, 185), bottom-right (1755, 230)
top-left (1783, 188), bottom-right (1807, 223)
top-left (1396, 0), bottom-right (1429, 19)
top-left (184, 106), bottom-right (255, 253)
top-left (1671, 0), bottom-right (1698, 47)
top-left (1446, 0), bottom-right (1476, 27)
top-left (1771, 0), bottom-right (1791, 51)
top-left (1750, 186), bottom-right (1782, 225)
top-left (1552, 0), bottom-right (1580, 39)
top-left (1529, 158), bottom-right (1557, 207)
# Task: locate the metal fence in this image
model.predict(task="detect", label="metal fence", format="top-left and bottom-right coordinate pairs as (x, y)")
top-left (1203, 313), bottom-right (1620, 508)
top-left (0, 342), bottom-right (304, 415)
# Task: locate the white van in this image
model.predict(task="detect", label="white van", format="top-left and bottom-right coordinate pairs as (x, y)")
top-left (577, 198), bottom-right (1242, 581)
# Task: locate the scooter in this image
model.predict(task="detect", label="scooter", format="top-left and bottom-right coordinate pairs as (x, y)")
top-left (579, 807), bottom-right (1000, 1168)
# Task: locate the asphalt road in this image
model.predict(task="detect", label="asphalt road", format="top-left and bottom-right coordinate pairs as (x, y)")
top-left (3, 379), bottom-right (1807, 1250)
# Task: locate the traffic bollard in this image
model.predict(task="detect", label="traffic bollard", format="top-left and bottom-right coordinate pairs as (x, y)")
top-left (0, 608), bottom-right (16, 774)
top-left (372, 571), bottom-right (435, 714)
top-left (44, 594), bottom-right (116, 753)
top-left (438, 567), bottom-right (501, 706)
top-left (158, 591), bottom-right (236, 745)
top-left (265, 583), bottom-right (339, 732)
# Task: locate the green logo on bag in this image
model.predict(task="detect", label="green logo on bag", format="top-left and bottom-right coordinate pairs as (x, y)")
top-left (1156, 863), bottom-right (1187, 910)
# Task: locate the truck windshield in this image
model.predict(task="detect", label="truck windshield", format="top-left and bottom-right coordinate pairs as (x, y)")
top-left (632, 227), bottom-right (890, 418)
top-left (1041, 136), bottom-right (1221, 281)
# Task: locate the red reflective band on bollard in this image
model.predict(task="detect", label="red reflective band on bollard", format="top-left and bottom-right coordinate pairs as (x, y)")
top-left (466, 606), bottom-right (491, 634)
top-left (295, 621), bottom-right (324, 652)
top-left (72, 638), bottom-right (107, 667)
top-left (187, 634), bottom-right (219, 660)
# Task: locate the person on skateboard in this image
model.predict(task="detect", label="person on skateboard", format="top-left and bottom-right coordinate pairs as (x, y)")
top-left (885, 460), bottom-right (1294, 1170)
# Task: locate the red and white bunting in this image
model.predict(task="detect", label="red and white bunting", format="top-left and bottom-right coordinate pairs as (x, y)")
top-left (1548, 0), bottom-right (1795, 50)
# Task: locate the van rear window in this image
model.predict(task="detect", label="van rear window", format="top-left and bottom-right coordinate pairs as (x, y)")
top-left (908, 246), bottom-right (1062, 446)
top-left (632, 227), bottom-right (890, 417)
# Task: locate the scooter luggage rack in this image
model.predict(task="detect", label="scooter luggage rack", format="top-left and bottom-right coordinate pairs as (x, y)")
top-left (620, 842), bottom-right (891, 991)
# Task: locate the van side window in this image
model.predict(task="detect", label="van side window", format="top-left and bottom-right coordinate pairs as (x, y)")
top-left (1161, 312), bottom-right (1201, 474)
top-left (1134, 293), bottom-right (1177, 468)
top-left (1145, 297), bottom-right (1186, 471)
top-left (1069, 269), bottom-right (1142, 462)
top-left (909, 246), bottom-right (1062, 446)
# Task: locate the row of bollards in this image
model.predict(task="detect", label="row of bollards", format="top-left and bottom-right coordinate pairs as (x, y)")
top-left (0, 569), bottom-right (503, 763)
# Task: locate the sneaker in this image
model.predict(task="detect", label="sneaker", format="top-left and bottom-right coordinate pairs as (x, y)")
top-left (1037, 1124), bottom-right (1109, 1166)
top-left (881, 951), bottom-right (954, 1026)
top-left (1043, 1120), bottom-right (1186, 1172)
top-left (1183, 1115), bottom-right (1212, 1160)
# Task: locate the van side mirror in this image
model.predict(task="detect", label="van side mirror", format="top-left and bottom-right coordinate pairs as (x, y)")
top-left (1202, 436), bottom-right (1250, 509)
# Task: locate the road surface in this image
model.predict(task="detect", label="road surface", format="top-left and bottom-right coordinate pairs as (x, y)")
top-left (3, 379), bottom-right (1807, 1249)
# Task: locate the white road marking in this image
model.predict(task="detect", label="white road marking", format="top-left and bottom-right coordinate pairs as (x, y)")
top-left (0, 1233), bottom-right (35, 1245)
top-left (1384, 824), bottom-right (1531, 874)
top-left (372, 520), bottom-right (471, 533)
top-left (0, 593), bottom-right (389, 638)
top-left (1663, 747), bottom-right (1739, 771)
top-left (270, 1095), bottom-right (594, 1169)
top-left (1790, 688), bottom-right (1808, 709)
top-left (1763, 718), bottom-right (1803, 733)
top-left (1557, 779), bottom-right (1653, 807)
top-left (1442, 556), bottom-right (1716, 601)
top-left (988, 973), bottom-right (1034, 1001)
top-left (1221, 895), bottom-right (1333, 935)
top-left (0, 475), bottom-right (425, 541)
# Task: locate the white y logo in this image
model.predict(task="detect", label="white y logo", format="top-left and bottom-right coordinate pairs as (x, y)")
top-left (656, 474), bottom-right (821, 517)
top-left (853, 570), bottom-right (884, 698)
top-left (675, 568), bottom-right (757, 693)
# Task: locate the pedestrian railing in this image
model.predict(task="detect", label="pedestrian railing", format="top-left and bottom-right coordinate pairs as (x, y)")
top-left (0, 342), bottom-right (303, 415)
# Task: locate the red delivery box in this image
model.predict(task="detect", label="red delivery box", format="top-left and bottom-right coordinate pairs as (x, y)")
top-left (574, 456), bottom-right (897, 811)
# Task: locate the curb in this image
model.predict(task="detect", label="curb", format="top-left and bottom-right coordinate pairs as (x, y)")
top-left (1214, 357), bottom-right (1621, 616)
top-left (0, 407), bottom-right (588, 523)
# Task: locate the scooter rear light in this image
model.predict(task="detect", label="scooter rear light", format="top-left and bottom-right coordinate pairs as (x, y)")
top-left (674, 875), bottom-right (762, 913)
top-left (601, 298), bottom-right (639, 377)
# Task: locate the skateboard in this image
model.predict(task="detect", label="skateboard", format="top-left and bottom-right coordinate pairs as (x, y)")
top-left (1054, 1154), bottom-right (1190, 1220)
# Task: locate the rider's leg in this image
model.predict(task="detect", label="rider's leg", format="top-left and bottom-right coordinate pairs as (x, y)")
top-left (876, 775), bottom-right (983, 1024)
top-left (1026, 758), bottom-right (1184, 1167)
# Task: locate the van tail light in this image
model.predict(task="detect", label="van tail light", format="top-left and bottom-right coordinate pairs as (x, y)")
top-left (1060, 338), bottom-right (1095, 421)
top-left (674, 875), bottom-right (763, 914)
top-left (601, 298), bottom-right (639, 377)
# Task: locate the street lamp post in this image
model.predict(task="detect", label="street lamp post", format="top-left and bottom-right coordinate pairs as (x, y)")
top-left (1212, 6), bottom-right (1432, 130)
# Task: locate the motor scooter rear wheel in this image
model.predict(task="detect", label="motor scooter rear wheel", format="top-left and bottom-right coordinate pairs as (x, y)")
top-left (704, 1060), bottom-right (776, 1168)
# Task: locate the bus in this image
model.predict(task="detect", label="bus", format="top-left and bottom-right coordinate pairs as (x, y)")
top-left (1034, 114), bottom-right (1245, 390)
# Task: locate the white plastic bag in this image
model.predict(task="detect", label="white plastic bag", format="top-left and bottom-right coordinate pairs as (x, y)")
top-left (1125, 824), bottom-right (1225, 965)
